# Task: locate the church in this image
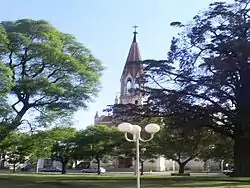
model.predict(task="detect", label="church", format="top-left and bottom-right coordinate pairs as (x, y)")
top-left (93, 27), bottom-right (220, 172)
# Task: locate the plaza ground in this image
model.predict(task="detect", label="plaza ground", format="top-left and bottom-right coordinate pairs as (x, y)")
top-left (1, 174), bottom-right (250, 188)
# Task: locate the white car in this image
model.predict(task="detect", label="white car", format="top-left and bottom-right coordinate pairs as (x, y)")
top-left (81, 167), bottom-right (106, 174)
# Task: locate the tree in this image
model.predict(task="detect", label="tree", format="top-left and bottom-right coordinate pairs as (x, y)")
top-left (51, 140), bottom-right (77, 174)
top-left (113, 103), bottom-right (232, 174)
top-left (140, 0), bottom-right (250, 176)
top-left (0, 132), bottom-right (33, 172)
top-left (156, 123), bottom-right (218, 174)
top-left (30, 126), bottom-right (77, 173)
top-left (77, 125), bottom-right (120, 175)
top-left (200, 135), bottom-right (234, 170)
top-left (0, 19), bottom-right (103, 141)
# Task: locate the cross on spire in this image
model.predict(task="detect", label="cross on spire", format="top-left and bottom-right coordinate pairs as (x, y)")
top-left (132, 25), bottom-right (138, 43)
top-left (133, 25), bottom-right (138, 34)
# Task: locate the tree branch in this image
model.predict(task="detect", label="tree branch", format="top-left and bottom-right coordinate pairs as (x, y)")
top-left (20, 119), bottom-right (34, 134)
top-left (11, 100), bottom-right (20, 114)
top-left (31, 61), bottom-right (46, 78)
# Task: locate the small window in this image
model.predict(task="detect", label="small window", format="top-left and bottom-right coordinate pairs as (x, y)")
top-left (135, 100), bottom-right (138, 105)
top-left (126, 79), bottom-right (132, 94)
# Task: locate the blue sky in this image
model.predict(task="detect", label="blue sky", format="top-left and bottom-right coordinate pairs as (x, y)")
top-left (0, 0), bottom-right (229, 129)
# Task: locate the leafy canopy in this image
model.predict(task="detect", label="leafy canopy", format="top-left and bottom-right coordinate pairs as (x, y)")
top-left (141, 0), bottom-right (250, 176)
top-left (0, 19), bottom-right (103, 139)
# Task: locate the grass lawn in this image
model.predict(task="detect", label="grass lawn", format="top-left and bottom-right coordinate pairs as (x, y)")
top-left (1, 174), bottom-right (250, 188)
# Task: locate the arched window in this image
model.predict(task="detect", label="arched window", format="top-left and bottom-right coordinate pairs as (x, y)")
top-left (126, 79), bottom-right (132, 94)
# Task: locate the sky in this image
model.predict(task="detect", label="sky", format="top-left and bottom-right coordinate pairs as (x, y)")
top-left (0, 0), bottom-right (230, 129)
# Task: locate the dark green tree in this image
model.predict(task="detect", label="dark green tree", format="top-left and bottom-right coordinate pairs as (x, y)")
top-left (76, 125), bottom-right (120, 175)
top-left (113, 104), bottom-right (232, 174)
top-left (51, 140), bottom-right (77, 174)
top-left (0, 19), bottom-right (103, 141)
top-left (18, 126), bottom-right (76, 173)
top-left (156, 124), bottom-right (218, 174)
top-left (200, 135), bottom-right (234, 168)
top-left (141, 0), bottom-right (250, 176)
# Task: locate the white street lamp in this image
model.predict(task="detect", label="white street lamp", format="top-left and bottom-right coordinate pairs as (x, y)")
top-left (117, 122), bottom-right (160, 188)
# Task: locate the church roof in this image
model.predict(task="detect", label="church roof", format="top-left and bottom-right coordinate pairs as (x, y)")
top-left (126, 30), bottom-right (141, 62)
top-left (121, 26), bottom-right (144, 79)
top-left (101, 116), bottom-right (112, 122)
top-left (96, 115), bottom-right (113, 124)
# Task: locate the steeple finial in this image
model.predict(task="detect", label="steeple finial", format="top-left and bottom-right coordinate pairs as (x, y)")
top-left (133, 25), bottom-right (138, 42)
top-left (125, 25), bottom-right (141, 62)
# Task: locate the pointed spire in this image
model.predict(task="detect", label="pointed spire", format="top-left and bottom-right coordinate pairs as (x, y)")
top-left (94, 111), bottom-right (99, 118)
top-left (126, 25), bottom-right (141, 62)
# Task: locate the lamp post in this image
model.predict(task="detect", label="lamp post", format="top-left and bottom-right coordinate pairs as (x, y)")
top-left (132, 147), bottom-right (146, 175)
top-left (117, 123), bottom-right (160, 188)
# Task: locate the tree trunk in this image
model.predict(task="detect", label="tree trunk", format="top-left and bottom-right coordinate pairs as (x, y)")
top-left (13, 163), bottom-right (16, 173)
top-left (234, 84), bottom-right (250, 177)
top-left (233, 135), bottom-right (250, 177)
top-left (36, 160), bottom-right (39, 173)
top-left (140, 161), bottom-right (144, 175)
top-left (0, 154), bottom-right (5, 169)
top-left (178, 163), bottom-right (185, 174)
top-left (87, 162), bottom-right (90, 168)
top-left (96, 157), bottom-right (101, 175)
top-left (61, 161), bottom-right (66, 174)
top-left (0, 160), bottom-right (4, 169)
top-left (74, 161), bottom-right (78, 169)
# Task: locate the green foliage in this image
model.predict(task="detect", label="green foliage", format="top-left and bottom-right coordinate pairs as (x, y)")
top-left (0, 132), bottom-right (33, 172)
top-left (51, 140), bottom-right (77, 174)
top-left (156, 125), bottom-right (212, 161)
top-left (140, 0), bottom-right (250, 176)
top-left (75, 125), bottom-right (121, 174)
top-left (78, 125), bottom-right (120, 159)
top-left (201, 135), bottom-right (233, 163)
top-left (0, 127), bottom-right (79, 173)
top-left (29, 131), bottom-right (54, 160)
top-left (0, 19), bottom-right (103, 140)
top-left (113, 103), bottom-right (230, 173)
top-left (0, 63), bottom-right (13, 94)
top-left (30, 126), bottom-right (77, 160)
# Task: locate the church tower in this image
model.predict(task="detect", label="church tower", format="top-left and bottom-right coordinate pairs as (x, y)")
top-left (120, 26), bottom-right (144, 105)
top-left (94, 26), bottom-right (144, 126)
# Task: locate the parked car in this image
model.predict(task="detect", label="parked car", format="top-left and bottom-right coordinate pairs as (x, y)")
top-left (21, 164), bottom-right (33, 172)
top-left (40, 167), bottom-right (62, 172)
top-left (81, 167), bottom-right (106, 174)
top-left (223, 169), bottom-right (234, 176)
